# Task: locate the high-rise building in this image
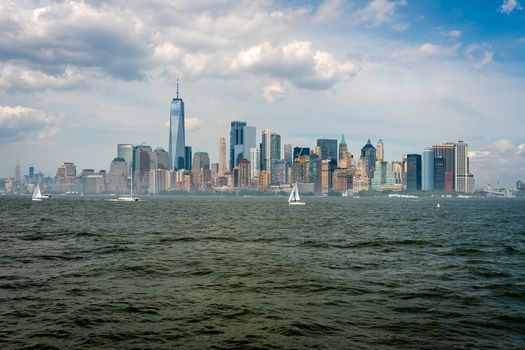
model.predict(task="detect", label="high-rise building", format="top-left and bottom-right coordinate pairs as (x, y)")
top-left (293, 147), bottom-right (310, 160)
top-left (455, 141), bottom-right (475, 193)
top-left (339, 135), bottom-right (348, 167)
top-left (230, 121), bottom-right (247, 170)
top-left (238, 159), bottom-right (251, 188)
top-left (249, 147), bottom-right (260, 181)
top-left (152, 147), bottom-right (169, 170)
top-left (406, 154), bottom-right (422, 191)
top-left (149, 169), bottom-right (169, 194)
top-left (243, 126), bottom-right (257, 163)
top-left (107, 158), bottom-right (129, 193)
top-left (261, 129), bottom-right (271, 171)
top-left (360, 139), bottom-right (376, 180)
top-left (422, 148), bottom-right (435, 191)
top-left (134, 145), bottom-right (152, 193)
top-left (28, 164), bottom-right (34, 183)
top-left (317, 138), bottom-right (338, 161)
top-left (117, 144), bottom-right (134, 177)
top-left (376, 140), bottom-right (384, 161)
top-left (432, 143), bottom-right (455, 192)
top-left (192, 151), bottom-right (210, 172)
top-left (284, 144), bottom-right (293, 165)
top-left (169, 81), bottom-right (186, 170)
top-left (434, 157), bottom-right (445, 192)
top-left (185, 146), bottom-right (192, 171)
top-left (271, 160), bottom-right (287, 185)
top-left (270, 133), bottom-right (281, 167)
top-left (218, 137), bottom-right (227, 175)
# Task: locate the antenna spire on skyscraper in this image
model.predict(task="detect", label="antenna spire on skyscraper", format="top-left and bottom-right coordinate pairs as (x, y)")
top-left (176, 76), bottom-right (179, 99)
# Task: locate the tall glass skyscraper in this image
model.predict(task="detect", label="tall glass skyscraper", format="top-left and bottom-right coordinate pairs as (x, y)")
top-left (422, 148), bottom-right (435, 191)
top-left (169, 83), bottom-right (186, 170)
top-left (117, 144), bottom-right (134, 177)
top-left (317, 138), bottom-right (338, 161)
top-left (360, 139), bottom-right (376, 180)
top-left (230, 121), bottom-right (247, 170)
top-left (406, 154), bottom-right (422, 191)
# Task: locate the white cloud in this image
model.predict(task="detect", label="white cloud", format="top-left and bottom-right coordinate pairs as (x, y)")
top-left (186, 117), bottom-right (201, 131)
top-left (0, 64), bottom-right (87, 93)
top-left (466, 44), bottom-right (493, 68)
top-left (356, 0), bottom-right (408, 30)
top-left (262, 82), bottom-right (285, 103)
top-left (499, 0), bottom-right (523, 14)
top-left (393, 43), bottom-right (460, 62)
top-left (0, 106), bottom-right (60, 143)
top-left (314, 0), bottom-right (344, 22)
top-left (230, 41), bottom-right (359, 90)
top-left (469, 139), bottom-right (525, 187)
top-left (447, 30), bottom-right (462, 39)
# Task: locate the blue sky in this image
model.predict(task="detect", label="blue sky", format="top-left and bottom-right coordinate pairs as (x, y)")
top-left (0, 0), bottom-right (524, 187)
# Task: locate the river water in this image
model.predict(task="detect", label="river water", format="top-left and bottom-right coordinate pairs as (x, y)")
top-left (1, 196), bottom-right (524, 349)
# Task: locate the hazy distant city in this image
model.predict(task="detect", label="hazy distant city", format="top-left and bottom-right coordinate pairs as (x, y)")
top-left (3, 85), bottom-right (524, 198)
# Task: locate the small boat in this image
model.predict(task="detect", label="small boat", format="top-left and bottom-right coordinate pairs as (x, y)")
top-left (288, 183), bottom-right (305, 205)
top-left (437, 203), bottom-right (440, 208)
top-left (388, 194), bottom-right (418, 199)
top-left (32, 184), bottom-right (51, 201)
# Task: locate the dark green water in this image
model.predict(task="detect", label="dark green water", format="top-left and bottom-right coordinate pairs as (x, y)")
top-left (1, 196), bottom-right (524, 349)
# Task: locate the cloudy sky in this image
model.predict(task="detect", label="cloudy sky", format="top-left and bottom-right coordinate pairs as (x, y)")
top-left (1, 0), bottom-right (524, 187)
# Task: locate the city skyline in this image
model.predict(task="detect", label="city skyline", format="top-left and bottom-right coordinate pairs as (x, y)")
top-left (0, 1), bottom-right (524, 187)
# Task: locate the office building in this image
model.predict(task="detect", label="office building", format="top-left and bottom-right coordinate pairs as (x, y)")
top-left (192, 151), bottom-right (210, 172)
top-left (169, 81), bottom-right (186, 170)
top-left (434, 157), bottom-right (445, 192)
top-left (218, 137), bottom-right (227, 175)
top-left (360, 139), bottom-right (377, 180)
top-left (432, 143), bottom-right (456, 192)
top-left (117, 144), bottom-right (134, 176)
top-left (185, 146), bottom-right (192, 171)
top-left (134, 144), bottom-right (152, 193)
top-left (153, 147), bottom-right (169, 170)
top-left (260, 129), bottom-right (271, 171)
top-left (284, 144), bottom-right (293, 165)
top-left (238, 159), bottom-right (251, 188)
top-left (317, 138), bottom-right (338, 161)
top-left (406, 154), bottom-right (422, 191)
top-left (250, 147), bottom-right (260, 181)
top-left (422, 148), bottom-right (435, 191)
top-left (107, 158), bottom-right (128, 193)
top-left (293, 147), bottom-right (310, 160)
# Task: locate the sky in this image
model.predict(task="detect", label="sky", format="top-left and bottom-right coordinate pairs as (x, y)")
top-left (0, 0), bottom-right (524, 187)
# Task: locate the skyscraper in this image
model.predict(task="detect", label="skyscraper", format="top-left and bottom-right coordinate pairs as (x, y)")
top-left (185, 146), bottom-right (192, 171)
top-left (284, 144), bottom-right (293, 165)
top-left (339, 135), bottom-right (348, 167)
top-left (238, 159), bottom-right (251, 188)
top-left (117, 144), bottom-right (134, 177)
top-left (107, 158), bottom-right (128, 193)
top-left (317, 138), bottom-right (338, 161)
top-left (218, 137), bottom-right (227, 175)
top-left (169, 81), bottom-right (186, 170)
top-left (360, 139), bottom-right (376, 180)
top-left (422, 148), bottom-right (435, 191)
top-left (434, 157), bottom-right (445, 192)
top-left (230, 121), bottom-right (247, 170)
top-left (192, 151), bottom-right (210, 172)
top-left (250, 147), bottom-right (260, 180)
top-left (261, 129), bottom-right (271, 171)
top-left (293, 147), bottom-right (310, 160)
top-left (432, 143), bottom-right (455, 192)
top-left (376, 139), bottom-right (384, 161)
top-left (455, 141), bottom-right (475, 193)
top-left (406, 154), bottom-right (422, 191)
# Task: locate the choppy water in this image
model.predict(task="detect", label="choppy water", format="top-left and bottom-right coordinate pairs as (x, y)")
top-left (1, 195), bottom-right (524, 349)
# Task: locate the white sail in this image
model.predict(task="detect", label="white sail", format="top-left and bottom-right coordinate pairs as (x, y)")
top-left (288, 183), bottom-right (305, 205)
top-left (294, 187), bottom-right (301, 202)
top-left (32, 184), bottom-right (41, 200)
top-left (288, 184), bottom-right (296, 203)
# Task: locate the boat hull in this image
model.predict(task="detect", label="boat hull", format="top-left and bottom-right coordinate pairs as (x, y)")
top-left (289, 202), bottom-right (306, 205)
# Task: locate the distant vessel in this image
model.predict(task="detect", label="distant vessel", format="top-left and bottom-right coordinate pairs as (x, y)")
top-left (388, 194), bottom-right (418, 199)
top-left (117, 171), bottom-right (139, 202)
top-left (437, 203), bottom-right (441, 208)
top-left (288, 183), bottom-right (305, 205)
top-left (32, 184), bottom-right (51, 201)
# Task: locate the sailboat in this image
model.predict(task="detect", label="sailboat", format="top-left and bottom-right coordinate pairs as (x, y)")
top-left (288, 183), bottom-right (305, 205)
top-left (117, 171), bottom-right (139, 202)
top-left (32, 184), bottom-right (51, 201)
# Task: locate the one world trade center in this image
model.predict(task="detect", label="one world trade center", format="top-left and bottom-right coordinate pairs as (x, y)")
top-left (169, 81), bottom-right (186, 170)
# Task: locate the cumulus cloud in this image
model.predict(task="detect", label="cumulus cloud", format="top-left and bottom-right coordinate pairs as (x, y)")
top-left (0, 106), bottom-right (60, 143)
top-left (499, 0), bottom-right (523, 14)
top-left (0, 64), bottom-right (86, 93)
top-left (469, 139), bottom-right (525, 187)
top-left (356, 0), bottom-right (408, 31)
top-left (163, 117), bottom-right (201, 131)
top-left (262, 82), bottom-right (286, 103)
top-left (231, 41), bottom-right (359, 90)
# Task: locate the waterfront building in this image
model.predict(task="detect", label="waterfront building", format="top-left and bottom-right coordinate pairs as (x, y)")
top-left (271, 160), bottom-right (287, 186)
top-left (406, 154), bottom-right (422, 191)
top-left (376, 140), bottom-right (384, 161)
top-left (185, 146), bottom-right (192, 171)
top-left (455, 141), bottom-right (475, 193)
top-left (117, 144), bottom-right (134, 176)
top-left (84, 175), bottom-right (105, 194)
top-left (107, 157), bottom-right (128, 193)
top-left (192, 151), bottom-right (210, 172)
top-left (243, 126), bottom-right (257, 164)
top-left (238, 159), bottom-right (251, 188)
top-left (360, 139), bottom-right (376, 180)
top-left (392, 161), bottom-right (404, 185)
top-left (321, 159), bottom-right (337, 193)
top-left (317, 138), bottom-right (338, 161)
top-left (152, 147), bottom-right (169, 170)
top-left (422, 148), bottom-right (435, 191)
top-left (257, 170), bottom-right (271, 188)
top-left (434, 157), bottom-right (445, 192)
top-left (332, 168), bottom-right (353, 193)
top-left (249, 147), bottom-right (260, 181)
top-left (432, 143), bottom-right (456, 192)
top-left (230, 121), bottom-right (247, 170)
top-left (338, 135), bottom-right (348, 167)
top-left (261, 129), bottom-right (271, 171)
top-left (134, 144), bottom-right (152, 193)
top-left (148, 169), bottom-right (169, 194)
top-left (309, 154), bottom-right (321, 195)
top-left (218, 137), bottom-right (227, 175)
top-left (169, 81), bottom-right (186, 170)
top-left (55, 162), bottom-right (79, 193)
